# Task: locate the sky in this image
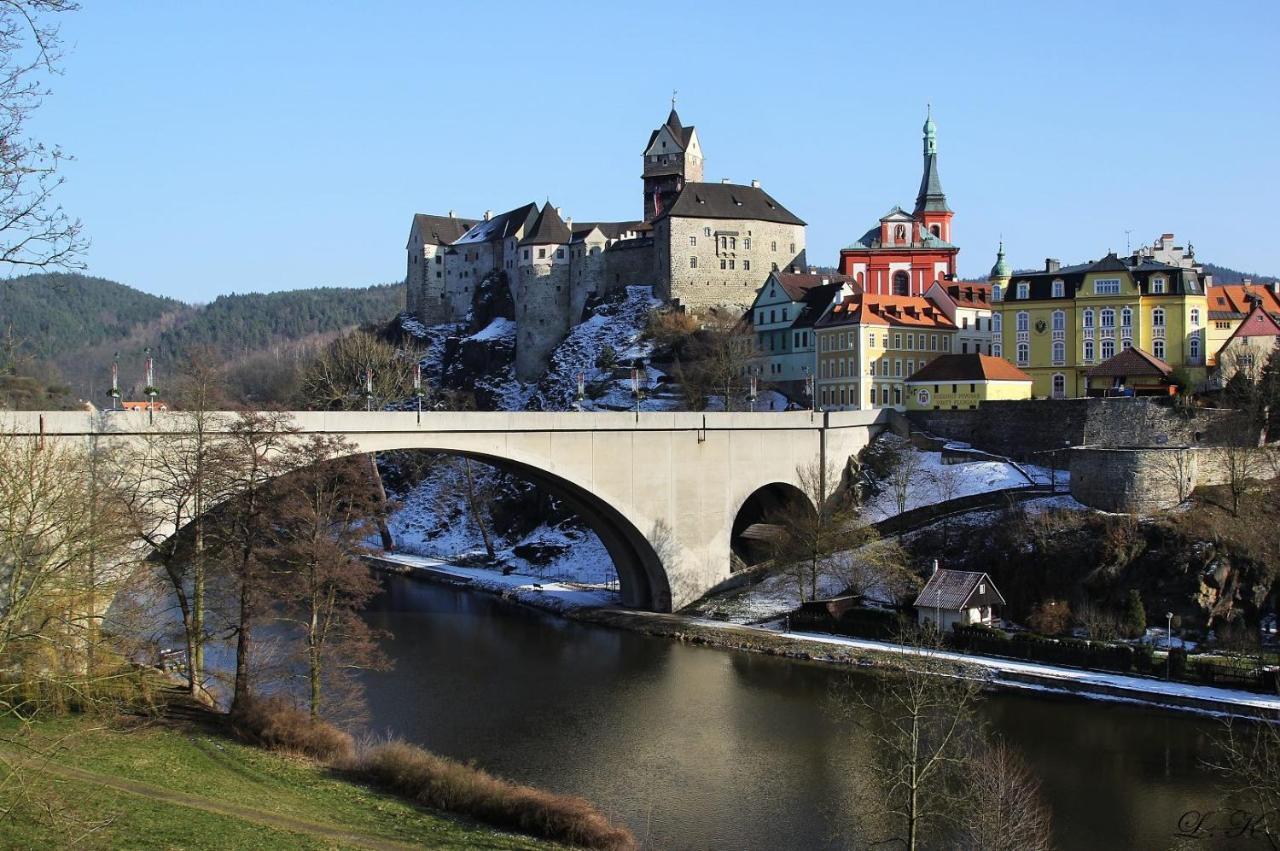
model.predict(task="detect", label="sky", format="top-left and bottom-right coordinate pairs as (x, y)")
top-left (24, 0), bottom-right (1280, 302)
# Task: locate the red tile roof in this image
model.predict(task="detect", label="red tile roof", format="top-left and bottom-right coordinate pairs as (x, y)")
top-left (1208, 285), bottom-right (1280, 318)
top-left (817, 294), bottom-right (956, 330)
top-left (1226, 303), bottom-right (1280, 340)
top-left (943, 281), bottom-right (992, 308)
top-left (905, 353), bottom-right (1032, 383)
top-left (1086, 346), bottom-right (1173, 379)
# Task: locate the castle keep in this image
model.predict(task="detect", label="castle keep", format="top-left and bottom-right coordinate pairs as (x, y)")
top-left (404, 108), bottom-right (807, 379)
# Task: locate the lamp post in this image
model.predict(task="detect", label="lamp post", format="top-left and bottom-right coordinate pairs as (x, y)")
top-left (142, 348), bottom-right (159, 425)
top-left (802, 365), bottom-right (815, 416)
top-left (1166, 611), bottom-right (1174, 680)
top-left (630, 366), bottom-right (644, 420)
top-left (107, 352), bottom-right (120, 411)
top-left (749, 367), bottom-right (759, 412)
top-left (575, 371), bottom-right (585, 411)
top-left (364, 367), bottom-right (374, 412)
top-left (413, 363), bottom-right (424, 424)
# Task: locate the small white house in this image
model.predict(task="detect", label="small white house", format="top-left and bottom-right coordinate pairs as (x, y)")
top-left (913, 568), bottom-right (1005, 632)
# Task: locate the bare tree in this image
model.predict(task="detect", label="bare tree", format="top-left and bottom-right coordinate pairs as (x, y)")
top-left (766, 457), bottom-right (868, 603)
top-left (827, 536), bottom-right (919, 606)
top-left (0, 2), bottom-right (85, 270)
top-left (266, 434), bottom-right (389, 721)
top-left (953, 741), bottom-right (1054, 851)
top-left (888, 440), bottom-right (925, 516)
top-left (929, 462), bottom-right (963, 545)
top-left (1206, 714), bottom-right (1280, 848)
top-left (834, 633), bottom-right (985, 851)
top-left (673, 314), bottom-right (753, 411)
top-left (1147, 447), bottom-right (1196, 507)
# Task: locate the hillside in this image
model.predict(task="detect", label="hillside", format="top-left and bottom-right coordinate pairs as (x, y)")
top-left (0, 273), bottom-right (402, 405)
top-left (1201, 262), bottom-right (1278, 284)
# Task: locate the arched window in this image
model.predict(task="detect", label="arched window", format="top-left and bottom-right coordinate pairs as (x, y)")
top-left (1152, 307), bottom-right (1166, 327)
top-left (1052, 310), bottom-right (1065, 331)
top-left (1189, 333), bottom-right (1201, 362)
top-left (1101, 309), bottom-right (1115, 328)
top-left (930, 224), bottom-right (941, 237)
top-left (1153, 339), bottom-right (1166, 360)
top-left (1052, 373), bottom-right (1066, 399)
top-left (1016, 311), bottom-right (1029, 332)
top-left (1101, 339), bottom-right (1115, 359)
top-left (1083, 309), bottom-right (1095, 328)
top-left (1016, 342), bottom-right (1030, 365)
top-left (894, 224), bottom-right (907, 243)
top-left (993, 313), bottom-right (1002, 333)
top-left (1083, 339), bottom-right (1095, 362)
top-left (1190, 308), bottom-right (1201, 327)
top-left (992, 284), bottom-right (1003, 302)
top-left (1052, 341), bottom-right (1065, 364)
top-left (892, 270), bottom-right (910, 296)
top-left (1121, 307), bottom-right (1133, 328)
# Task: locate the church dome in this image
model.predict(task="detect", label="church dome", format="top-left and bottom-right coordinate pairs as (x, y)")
top-left (990, 242), bottom-right (1011, 280)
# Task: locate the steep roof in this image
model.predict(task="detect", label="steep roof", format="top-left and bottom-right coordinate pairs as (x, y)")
top-left (518, 202), bottom-right (573, 246)
top-left (792, 282), bottom-right (850, 329)
top-left (914, 150), bottom-right (950, 214)
top-left (772, 271), bottom-right (855, 302)
top-left (816, 293), bottom-right (957, 330)
top-left (913, 569), bottom-right (1004, 610)
top-left (905, 354), bottom-right (1031, 384)
top-left (452, 203), bottom-right (539, 246)
top-left (1208, 284), bottom-right (1280, 319)
top-left (1086, 346), bottom-right (1174, 379)
top-left (409, 213), bottom-right (478, 247)
top-left (659, 182), bottom-right (805, 226)
top-left (645, 109), bottom-right (697, 151)
top-left (943, 282), bottom-right (992, 308)
top-left (569, 220), bottom-right (644, 242)
top-left (1225, 302), bottom-right (1280, 341)
top-left (1004, 253), bottom-right (1202, 301)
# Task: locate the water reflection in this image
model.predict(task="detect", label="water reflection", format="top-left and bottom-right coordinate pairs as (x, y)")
top-left (360, 575), bottom-right (1238, 851)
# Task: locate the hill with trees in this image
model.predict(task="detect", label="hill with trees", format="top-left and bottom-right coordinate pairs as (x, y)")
top-left (1, 273), bottom-right (403, 407)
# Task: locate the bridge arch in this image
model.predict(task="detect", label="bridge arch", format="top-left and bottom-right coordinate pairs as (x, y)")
top-left (731, 482), bottom-right (814, 567)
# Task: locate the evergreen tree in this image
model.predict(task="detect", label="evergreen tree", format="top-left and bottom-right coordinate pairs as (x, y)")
top-left (1124, 589), bottom-right (1147, 639)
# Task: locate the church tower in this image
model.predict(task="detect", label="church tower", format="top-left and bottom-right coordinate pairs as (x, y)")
top-left (914, 107), bottom-right (954, 244)
top-left (642, 105), bottom-right (703, 222)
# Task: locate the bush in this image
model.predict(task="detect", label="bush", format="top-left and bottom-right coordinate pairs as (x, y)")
top-left (230, 696), bottom-right (356, 763)
top-left (1027, 599), bottom-right (1072, 636)
top-left (359, 740), bottom-right (637, 851)
top-left (1168, 647), bottom-right (1188, 679)
top-left (1124, 590), bottom-right (1147, 639)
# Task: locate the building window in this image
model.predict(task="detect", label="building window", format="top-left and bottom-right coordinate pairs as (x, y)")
top-left (1101, 309), bottom-right (1115, 328)
top-left (771, 241), bottom-right (777, 251)
top-left (743, 260), bottom-right (751, 271)
top-left (1152, 307), bottom-right (1166, 327)
top-left (1083, 309), bottom-right (1094, 328)
top-left (942, 337), bottom-right (950, 352)
top-left (1052, 280), bottom-right (1064, 298)
top-left (1151, 277), bottom-right (1166, 294)
top-left (1094, 278), bottom-right (1121, 295)
top-left (905, 333), bottom-right (914, 351)
top-left (930, 224), bottom-right (941, 237)
top-left (1016, 311), bottom-right (1029, 332)
top-left (720, 259), bottom-right (727, 270)
top-left (1189, 333), bottom-right (1201, 363)
top-left (690, 256), bottom-right (698, 268)
top-left (538, 248), bottom-right (547, 259)
top-left (1191, 308), bottom-right (1201, 327)
top-left (993, 313), bottom-right (1002, 333)
top-left (522, 249), bottom-right (529, 260)
top-left (743, 238), bottom-right (752, 250)
top-left (868, 333), bottom-right (876, 347)
top-left (790, 243), bottom-right (796, 253)
top-left (728, 259), bottom-right (735, 270)
top-left (1052, 373), bottom-right (1066, 399)
top-left (1052, 340), bottom-right (1065, 364)
top-left (882, 270), bottom-right (906, 296)
top-left (894, 359), bottom-right (902, 377)
top-left (1016, 342), bottom-right (1029, 365)
top-left (556, 248), bottom-right (565, 259)
top-left (992, 284), bottom-right (1002, 302)
top-left (689, 236), bottom-right (697, 246)
top-left (1083, 339), bottom-right (1094, 362)
top-left (1052, 310), bottom-right (1065, 331)
top-left (1101, 339), bottom-right (1115, 359)
top-left (705, 227), bottom-right (711, 237)
top-left (931, 334), bottom-right (938, 351)
top-left (1016, 282), bottom-right (1029, 299)
top-left (893, 333), bottom-right (902, 348)
top-left (1153, 339), bottom-right (1166, 360)
top-left (1121, 307), bottom-right (1132, 328)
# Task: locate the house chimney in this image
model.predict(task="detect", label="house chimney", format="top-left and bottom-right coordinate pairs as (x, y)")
top-left (1045, 258), bottom-right (1060, 273)
top-left (721, 177), bottom-right (731, 184)
top-left (932, 559), bottom-right (939, 575)
top-left (555, 206), bottom-right (562, 218)
top-left (751, 179), bottom-right (761, 188)
top-left (566, 217), bottom-right (572, 230)
top-left (448, 210), bottom-right (456, 218)
top-left (1243, 277), bottom-right (1253, 286)
top-left (483, 210), bottom-right (493, 221)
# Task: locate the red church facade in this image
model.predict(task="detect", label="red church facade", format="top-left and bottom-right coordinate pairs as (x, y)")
top-left (838, 111), bottom-right (959, 297)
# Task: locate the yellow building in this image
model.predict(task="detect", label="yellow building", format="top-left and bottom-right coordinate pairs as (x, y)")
top-left (813, 293), bottom-right (957, 410)
top-left (904, 354), bottom-right (1032, 410)
top-left (992, 252), bottom-right (1208, 398)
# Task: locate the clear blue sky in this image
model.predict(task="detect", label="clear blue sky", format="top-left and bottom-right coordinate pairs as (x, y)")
top-left (29, 0), bottom-right (1280, 302)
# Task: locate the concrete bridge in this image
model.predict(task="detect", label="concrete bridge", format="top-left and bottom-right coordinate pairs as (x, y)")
top-left (5, 409), bottom-right (892, 612)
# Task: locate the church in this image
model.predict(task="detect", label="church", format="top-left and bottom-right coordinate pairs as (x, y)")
top-left (403, 107), bottom-right (808, 378)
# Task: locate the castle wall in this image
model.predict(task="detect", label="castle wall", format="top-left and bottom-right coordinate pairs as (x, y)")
top-left (602, 238), bottom-right (656, 295)
top-left (570, 238), bottom-right (607, 321)
top-left (658, 216), bottom-right (807, 312)
top-left (514, 250), bottom-right (572, 381)
top-left (444, 242), bottom-right (500, 320)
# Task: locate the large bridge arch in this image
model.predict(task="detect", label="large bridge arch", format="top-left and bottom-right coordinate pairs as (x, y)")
top-left (730, 481), bottom-right (814, 567)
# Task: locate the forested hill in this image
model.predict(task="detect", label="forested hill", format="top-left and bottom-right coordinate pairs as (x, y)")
top-left (1201, 263), bottom-right (1278, 284)
top-left (1, 273), bottom-right (402, 403)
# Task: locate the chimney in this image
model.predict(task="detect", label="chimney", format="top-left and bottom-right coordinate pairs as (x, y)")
top-left (555, 206), bottom-right (562, 218)
top-left (750, 179), bottom-right (761, 188)
top-left (483, 210), bottom-right (493, 221)
top-left (566, 217), bottom-right (572, 230)
top-left (721, 177), bottom-right (731, 184)
top-left (1244, 277), bottom-right (1253, 286)
top-left (448, 210), bottom-right (456, 218)
top-left (1272, 282), bottom-right (1279, 295)
top-left (932, 559), bottom-right (940, 575)
top-left (1045, 258), bottom-right (1060, 273)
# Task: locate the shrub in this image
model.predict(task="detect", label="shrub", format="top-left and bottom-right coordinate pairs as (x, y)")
top-left (359, 740), bottom-right (637, 851)
top-left (1168, 647), bottom-right (1188, 679)
top-left (1123, 590), bottom-right (1147, 639)
top-left (230, 696), bottom-right (356, 763)
top-left (1026, 599), bottom-right (1072, 636)
top-left (595, 345), bottom-right (619, 371)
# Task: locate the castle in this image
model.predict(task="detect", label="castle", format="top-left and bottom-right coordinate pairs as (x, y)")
top-left (404, 107), bottom-right (808, 379)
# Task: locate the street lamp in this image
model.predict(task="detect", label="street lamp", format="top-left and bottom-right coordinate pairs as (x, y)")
top-left (749, 367), bottom-right (759, 412)
top-left (413, 363), bottom-right (424, 424)
top-left (363, 367), bottom-right (374, 412)
top-left (1166, 611), bottom-right (1174, 680)
top-left (142, 348), bottom-right (159, 425)
top-left (575, 371), bottom-right (585, 411)
top-left (107, 351), bottom-right (120, 411)
top-left (802, 365), bottom-right (815, 418)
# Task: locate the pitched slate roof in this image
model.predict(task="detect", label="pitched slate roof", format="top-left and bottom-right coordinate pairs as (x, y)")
top-left (905, 354), bottom-right (1031, 384)
top-left (1086, 346), bottom-right (1174, 379)
top-left (914, 150), bottom-right (950, 214)
top-left (1208, 284), bottom-right (1280, 320)
top-left (410, 213), bottom-right (479, 247)
top-left (569, 221), bottom-right (644, 242)
top-left (645, 109), bottom-right (697, 151)
top-left (772, 271), bottom-right (855, 302)
top-left (913, 569), bottom-right (1004, 610)
top-left (843, 221), bottom-right (958, 251)
top-left (659, 182), bottom-right (805, 226)
top-left (452, 203), bottom-right (539, 246)
top-left (816, 294), bottom-right (957, 330)
top-left (519, 202), bottom-right (573, 246)
top-left (1004, 253), bottom-right (1202, 301)
top-left (792, 282), bottom-right (849, 329)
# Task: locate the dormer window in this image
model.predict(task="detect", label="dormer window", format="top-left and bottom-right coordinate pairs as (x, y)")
top-left (1151, 277), bottom-right (1166, 294)
top-left (1051, 280), bottom-right (1064, 298)
top-left (992, 284), bottom-right (1003, 302)
top-left (1016, 282), bottom-right (1029, 299)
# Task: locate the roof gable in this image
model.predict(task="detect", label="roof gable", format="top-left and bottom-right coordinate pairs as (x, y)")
top-left (906, 353), bottom-right (1032, 383)
top-left (1227, 303), bottom-right (1280, 340)
top-left (519, 202), bottom-right (572, 246)
top-left (408, 213), bottom-right (478, 248)
top-left (914, 569), bottom-right (1004, 610)
top-left (1086, 346), bottom-right (1174, 379)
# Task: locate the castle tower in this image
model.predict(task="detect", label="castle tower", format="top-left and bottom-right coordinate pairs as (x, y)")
top-left (642, 106), bottom-right (703, 222)
top-left (914, 106), bottom-right (954, 244)
top-left (514, 202), bottom-right (573, 381)
top-left (989, 241), bottom-right (1011, 299)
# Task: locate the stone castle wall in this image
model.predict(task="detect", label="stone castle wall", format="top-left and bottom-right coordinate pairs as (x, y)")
top-left (657, 216), bottom-right (805, 312)
top-left (1069, 444), bottom-right (1272, 513)
top-left (602, 239), bottom-right (656, 296)
top-left (514, 256), bottom-right (572, 381)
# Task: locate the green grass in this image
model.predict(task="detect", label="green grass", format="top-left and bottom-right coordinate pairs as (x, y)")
top-left (0, 715), bottom-right (560, 850)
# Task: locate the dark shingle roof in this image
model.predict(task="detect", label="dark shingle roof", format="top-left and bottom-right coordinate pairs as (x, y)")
top-left (645, 109), bottom-right (697, 151)
top-left (1004, 253), bottom-right (1202, 301)
top-left (913, 569), bottom-right (1004, 610)
top-left (519, 202), bottom-right (572, 246)
top-left (772, 271), bottom-right (854, 302)
top-left (570, 221), bottom-right (644, 242)
top-left (660, 182), bottom-right (805, 226)
top-left (914, 152), bottom-right (950, 214)
top-left (1086, 346), bottom-right (1174, 379)
top-left (905, 354), bottom-right (1031, 384)
top-left (452, 203), bottom-right (538, 246)
top-left (410, 213), bottom-right (478, 246)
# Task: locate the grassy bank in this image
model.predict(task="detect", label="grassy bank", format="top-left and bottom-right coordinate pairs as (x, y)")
top-left (0, 714), bottom-right (563, 850)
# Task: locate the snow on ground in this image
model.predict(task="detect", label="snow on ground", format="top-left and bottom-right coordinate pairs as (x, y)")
top-left (469, 317), bottom-right (516, 342)
top-left (378, 552), bottom-right (621, 613)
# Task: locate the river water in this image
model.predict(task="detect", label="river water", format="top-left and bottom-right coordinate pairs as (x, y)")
top-left (360, 575), bottom-right (1243, 850)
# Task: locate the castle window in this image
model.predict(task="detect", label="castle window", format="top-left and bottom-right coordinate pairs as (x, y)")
top-left (720, 259), bottom-right (727, 270)
top-left (744, 238), bottom-right (751, 250)
top-left (690, 256), bottom-right (697, 269)
top-left (538, 248), bottom-right (546, 259)
top-left (730, 237), bottom-right (737, 249)
top-left (689, 236), bottom-right (696, 246)
top-left (705, 227), bottom-right (711, 237)
top-left (790, 243), bottom-right (796, 253)
top-left (743, 260), bottom-right (751, 271)
top-left (771, 241), bottom-right (777, 251)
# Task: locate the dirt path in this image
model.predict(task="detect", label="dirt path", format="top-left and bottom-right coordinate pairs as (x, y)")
top-left (25, 756), bottom-right (424, 851)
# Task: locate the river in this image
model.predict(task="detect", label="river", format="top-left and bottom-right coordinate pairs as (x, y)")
top-left (360, 574), bottom-right (1244, 850)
